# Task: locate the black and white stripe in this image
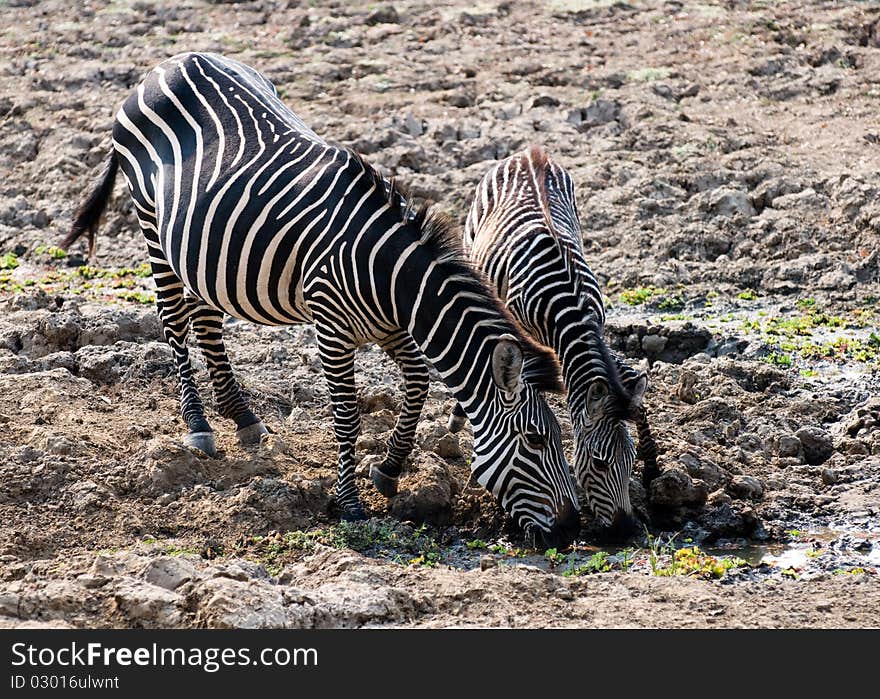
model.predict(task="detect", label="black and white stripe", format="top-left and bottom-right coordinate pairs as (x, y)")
top-left (462, 147), bottom-right (659, 538)
top-left (65, 53), bottom-right (579, 548)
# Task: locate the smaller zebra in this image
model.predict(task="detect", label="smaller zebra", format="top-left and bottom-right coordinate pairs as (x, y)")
top-left (457, 146), bottom-right (660, 540)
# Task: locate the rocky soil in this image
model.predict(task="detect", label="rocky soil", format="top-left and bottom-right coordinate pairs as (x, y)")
top-left (0, 0), bottom-right (878, 628)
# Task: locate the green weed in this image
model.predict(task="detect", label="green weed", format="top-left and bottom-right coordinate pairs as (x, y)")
top-left (0, 252), bottom-right (19, 270)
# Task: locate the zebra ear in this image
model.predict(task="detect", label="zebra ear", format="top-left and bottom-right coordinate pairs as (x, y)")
top-left (491, 333), bottom-right (524, 394)
top-left (629, 374), bottom-right (648, 410)
top-left (586, 379), bottom-right (609, 419)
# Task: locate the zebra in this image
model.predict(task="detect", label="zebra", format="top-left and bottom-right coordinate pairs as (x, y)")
top-left (454, 146), bottom-right (660, 540)
top-left (63, 52), bottom-right (580, 549)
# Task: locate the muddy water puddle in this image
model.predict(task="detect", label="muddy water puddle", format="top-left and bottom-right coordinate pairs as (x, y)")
top-left (410, 526), bottom-right (880, 583)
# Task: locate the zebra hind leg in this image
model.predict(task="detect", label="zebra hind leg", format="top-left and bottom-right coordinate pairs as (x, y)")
top-left (189, 302), bottom-right (268, 446)
top-left (316, 325), bottom-right (366, 521)
top-left (369, 332), bottom-right (429, 498)
top-left (153, 274), bottom-right (216, 456)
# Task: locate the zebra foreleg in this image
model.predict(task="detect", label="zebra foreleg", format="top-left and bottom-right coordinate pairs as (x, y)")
top-left (316, 327), bottom-right (366, 521)
top-left (153, 276), bottom-right (216, 457)
top-left (370, 332), bottom-right (430, 498)
top-left (189, 302), bottom-right (267, 445)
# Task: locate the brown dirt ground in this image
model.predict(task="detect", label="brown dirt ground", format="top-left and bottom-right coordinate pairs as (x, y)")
top-left (0, 0), bottom-right (878, 628)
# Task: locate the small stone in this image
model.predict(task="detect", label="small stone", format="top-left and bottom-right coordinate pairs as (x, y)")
top-left (143, 556), bottom-right (197, 591)
top-left (389, 455), bottom-right (456, 525)
top-left (480, 554), bottom-right (497, 571)
top-left (403, 113), bottom-right (423, 137)
top-left (795, 426), bottom-right (834, 465)
top-left (641, 333), bottom-right (668, 355)
top-left (821, 468), bottom-right (838, 485)
top-left (777, 434), bottom-right (803, 459)
top-left (365, 5), bottom-right (399, 25)
top-left (649, 468), bottom-right (709, 508)
top-left (566, 99), bottom-right (620, 130)
top-left (446, 93), bottom-right (474, 108)
top-left (434, 433), bottom-right (462, 459)
top-left (710, 188), bottom-right (756, 218)
top-left (532, 95), bottom-right (560, 108)
top-left (708, 489), bottom-right (732, 507)
top-left (360, 389), bottom-right (396, 413)
top-left (727, 475), bottom-right (763, 500)
top-left (816, 599), bottom-right (833, 612)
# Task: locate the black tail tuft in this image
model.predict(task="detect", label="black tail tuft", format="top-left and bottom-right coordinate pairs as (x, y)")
top-left (61, 152), bottom-right (119, 257)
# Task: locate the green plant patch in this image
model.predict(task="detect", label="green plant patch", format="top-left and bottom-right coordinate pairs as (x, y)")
top-left (237, 521), bottom-right (444, 575)
top-left (0, 252), bottom-right (19, 270)
top-left (563, 550), bottom-right (611, 576)
top-left (652, 546), bottom-right (746, 580)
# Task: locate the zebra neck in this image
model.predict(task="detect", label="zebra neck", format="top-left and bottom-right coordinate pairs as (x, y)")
top-left (393, 251), bottom-right (509, 419)
top-left (548, 310), bottom-right (609, 415)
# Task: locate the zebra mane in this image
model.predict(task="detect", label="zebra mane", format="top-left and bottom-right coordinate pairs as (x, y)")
top-left (348, 146), bottom-right (564, 394)
top-left (582, 312), bottom-right (636, 417)
top-left (525, 146), bottom-right (590, 302)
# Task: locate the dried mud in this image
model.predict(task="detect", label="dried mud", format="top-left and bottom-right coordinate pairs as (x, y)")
top-left (0, 0), bottom-right (878, 627)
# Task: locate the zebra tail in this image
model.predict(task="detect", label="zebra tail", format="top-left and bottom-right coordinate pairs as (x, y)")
top-left (61, 151), bottom-right (119, 257)
top-left (635, 407), bottom-right (662, 489)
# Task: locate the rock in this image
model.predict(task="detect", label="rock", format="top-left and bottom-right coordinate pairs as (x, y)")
top-left (360, 389), bottom-right (397, 414)
top-left (403, 113), bottom-right (423, 137)
top-left (389, 454), bottom-right (456, 525)
top-left (821, 468), bottom-right (838, 485)
top-left (676, 370), bottom-right (699, 403)
top-left (142, 556), bottom-right (198, 591)
top-left (366, 5), bottom-right (399, 25)
top-left (679, 453), bottom-right (726, 490)
top-left (532, 95), bottom-right (560, 108)
top-left (709, 188), bottom-right (756, 218)
top-left (816, 267), bottom-right (855, 290)
top-left (434, 433), bottom-right (462, 460)
top-left (727, 475), bottom-right (763, 500)
top-left (480, 555), bottom-right (497, 571)
top-left (138, 438), bottom-right (206, 496)
top-left (445, 92), bottom-right (474, 108)
top-left (113, 580), bottom-right (181, 627)
top-left (641, 333), bottom-right (668, 355)
top-left (777, 434), bottom-right (803, 459)
top-left (566, 99), bottom-right (620, 130)
top-left (193, 578), bottom-right (295, 628)
top-left (796, 426), bottom-right (834, 465)
top-left (702, 503), bottom-right (760, 543)
top-left (708, 489), bottom-right (732, 507)
top-left (750, 176), bottom-right (804, 209)
top-left (648, 468), bottom-right (708, 508)
top-left (416, 421), bottom-right (448, 451)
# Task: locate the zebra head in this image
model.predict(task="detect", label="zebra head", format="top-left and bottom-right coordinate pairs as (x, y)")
top-left (573, 371), bottom-right (648, 541)
top-left (451, 334), bottom-right (580, 550)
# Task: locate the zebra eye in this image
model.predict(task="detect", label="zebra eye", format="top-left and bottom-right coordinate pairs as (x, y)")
top-left (592, 457), bottom-right (610, 471)
top-left (524, 432), bottom-right (547, 449)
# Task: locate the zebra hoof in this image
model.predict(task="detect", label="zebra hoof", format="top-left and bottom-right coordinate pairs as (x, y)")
top-left (447, 413), bottom-right (466, 434)
top-left (236, 421), bottom-right (268, 446)
top-left (341, 503), bottom-right (367, 522)
top-left (183, 431), bottom-right (216, 457)
top-left (369, 465), bottom-right (399, 498)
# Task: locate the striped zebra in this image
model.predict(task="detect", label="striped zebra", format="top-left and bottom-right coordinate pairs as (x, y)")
top-left (456, 147), bottom-right (660, 540)
top-left (63, 53), bottom-right (580, 549)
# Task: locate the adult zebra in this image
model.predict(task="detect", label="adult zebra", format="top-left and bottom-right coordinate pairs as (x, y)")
top-left (64, 53), bottom-right (580, 549)
top-left (455, 147), bottom-right (660, 540)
